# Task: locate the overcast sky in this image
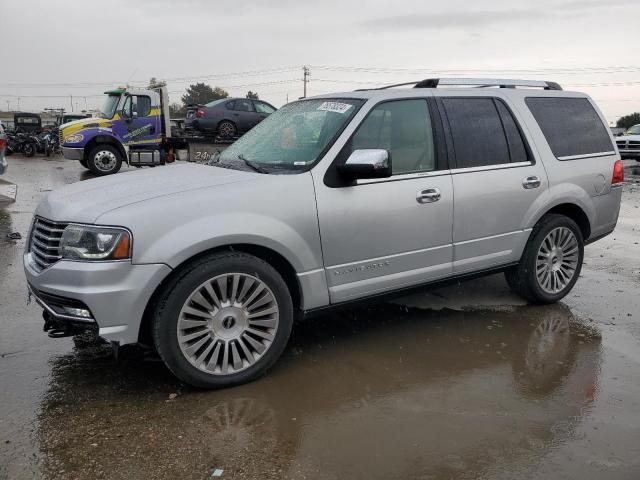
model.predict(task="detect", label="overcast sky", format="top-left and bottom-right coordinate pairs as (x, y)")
top-left (1, 0), bottom-right (638, 123)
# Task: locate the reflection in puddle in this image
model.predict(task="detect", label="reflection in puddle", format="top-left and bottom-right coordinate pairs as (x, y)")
top-left (37, 303), bottom-right (601, 479)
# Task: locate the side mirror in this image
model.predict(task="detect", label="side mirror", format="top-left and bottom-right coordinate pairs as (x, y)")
top-left (338, 149), bottom-right (392, 180)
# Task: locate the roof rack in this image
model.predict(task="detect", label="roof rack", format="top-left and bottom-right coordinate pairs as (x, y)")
top-left (359, 78), bottom-right (562, 91)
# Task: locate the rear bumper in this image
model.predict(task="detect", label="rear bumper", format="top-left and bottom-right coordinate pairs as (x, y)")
top-left (61, 146), bottom-right (84, 160)
top-left (24, 253), bottom-right (172, 345)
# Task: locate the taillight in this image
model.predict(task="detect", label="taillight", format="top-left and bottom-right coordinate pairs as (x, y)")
top-left (612, 160), bottom-right (624, 185)
top-left (196, 109), bottom-right (205, 118)
top-left (0, 138), bottom-right (6, 150)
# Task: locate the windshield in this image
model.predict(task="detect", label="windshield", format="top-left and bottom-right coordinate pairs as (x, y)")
top-left (100, 94), bottom-right (121, 119)
top-left (625, 125), bottom-right (640, 135)
top-left (216, 98), bottom-right (364, 172)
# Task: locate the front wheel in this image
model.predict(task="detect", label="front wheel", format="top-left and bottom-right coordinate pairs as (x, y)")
top-left (152, 252), bottom-right (294, 389)
top-left (505, 214), bottom-right (584, 304)
top-left (87, 144), bottom-right (122, 176)
top-left (79, 159), bottom-right (89, 169)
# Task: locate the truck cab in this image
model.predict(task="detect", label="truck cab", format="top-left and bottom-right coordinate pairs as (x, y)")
top-left (59, 86), bottom-right (171, 175)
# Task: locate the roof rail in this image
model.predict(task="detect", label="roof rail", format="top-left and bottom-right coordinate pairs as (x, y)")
top-left (415, 78), bottom-right (562, 90)
top-left (359, 78), bottom-right (563, 91)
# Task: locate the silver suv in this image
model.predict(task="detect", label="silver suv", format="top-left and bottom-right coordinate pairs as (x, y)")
top-left (24, 78), bottom-right (623, 388)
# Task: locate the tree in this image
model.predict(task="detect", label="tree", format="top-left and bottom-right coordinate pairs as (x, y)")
top-left (181, 83), bottom-right (229, 107)
top-left (246, 90), bottom-right (259, 99)
top-left (616, 112), bottom-right (640, 129)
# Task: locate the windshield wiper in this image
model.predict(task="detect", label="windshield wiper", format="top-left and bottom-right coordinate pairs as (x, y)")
top-left (238, 154), bottom-right (269, 174)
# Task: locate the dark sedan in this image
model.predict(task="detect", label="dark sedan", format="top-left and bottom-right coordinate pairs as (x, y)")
top-left (185, 98), bottom-right (277, 138)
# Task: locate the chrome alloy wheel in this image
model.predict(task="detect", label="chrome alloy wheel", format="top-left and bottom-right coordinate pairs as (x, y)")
top-left (218, 121), bottom-right (235, 138)
top-left (536, 227), bottom-right (579, 294)
top-left (177, 273), bottom-right (279, 376)
top-left (93, 150), bottom-right (117, 172)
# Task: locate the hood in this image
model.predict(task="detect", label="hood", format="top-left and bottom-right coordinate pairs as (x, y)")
top-left (60, 117), bottom-right (112, 140)
top-left (36, 163), bottom-right (259, 223)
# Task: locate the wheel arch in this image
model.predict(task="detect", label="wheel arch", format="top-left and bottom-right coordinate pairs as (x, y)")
top-left (543, 203), bottom-right (591, 240)
top-left (138, 243), bottom-right (303, 345)
top-left (83, 135), bottom-right (126, 162)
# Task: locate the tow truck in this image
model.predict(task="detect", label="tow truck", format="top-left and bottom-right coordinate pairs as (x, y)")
top-left (58, 84), bottom-right (230, 175)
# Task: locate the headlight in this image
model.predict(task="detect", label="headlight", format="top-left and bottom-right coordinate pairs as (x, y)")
top-left (60, 224), bottom-right (131, 261)
top-left (63, 133), bottom-right (84, 144)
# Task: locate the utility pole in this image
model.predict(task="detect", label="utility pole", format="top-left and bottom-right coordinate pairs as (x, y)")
top-left (17, 97), bottom-right (20, 110)
top-left (302, 66), bottom-right (310, 98)
top-left (5, 100), bottom-right (10, 111)
top-left (70, 94), bottom-right (73, 112)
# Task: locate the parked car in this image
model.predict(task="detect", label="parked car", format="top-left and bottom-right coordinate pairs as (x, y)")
top-left (13, 112), bottom-right (42, 134)
top-left (25, 78), bottom-right (623, 389)
top-left (185, 98), bottom-right (276, 138)
top-left (0, 123), bottom-right (7, 175)
top-left (615, 124), bottom-right (640, 161)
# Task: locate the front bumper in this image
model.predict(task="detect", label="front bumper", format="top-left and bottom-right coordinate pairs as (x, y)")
top-left (61, 146), bottom-right (84, 160)
top-left (24, 252), bottom-right (172, 345)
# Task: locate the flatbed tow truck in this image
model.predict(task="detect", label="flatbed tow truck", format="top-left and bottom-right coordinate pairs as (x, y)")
top-left (58, 84), bottom-right (232, 175)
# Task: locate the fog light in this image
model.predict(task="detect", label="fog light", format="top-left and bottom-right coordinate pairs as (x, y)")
top-left (62, 307), bottom-right (92, 318)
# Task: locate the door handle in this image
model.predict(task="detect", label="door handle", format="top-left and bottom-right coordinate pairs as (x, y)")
top-left (522, 176), bottom-right (541, 189)
top-left (416, 188), bottom-right (441, 204)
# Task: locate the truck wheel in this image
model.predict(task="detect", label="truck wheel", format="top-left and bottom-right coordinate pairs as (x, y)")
top-left (152, 251), bottom-right (294, 389)
top-left (505, 214), bottom-right (584, 304)
top-left (87, 145), bottom-right (122, 176)
top-left (217, 120), bottom-right (237, 139)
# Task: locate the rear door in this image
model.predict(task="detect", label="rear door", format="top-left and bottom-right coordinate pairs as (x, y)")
top-left (436, 94), bottom-right (548, 273)
top-left (253, 101), bottom-right (277, 124)
top-left (314, 98), bottom-right (454, 303)
top-left (231, 99), bottom-right (257, 132)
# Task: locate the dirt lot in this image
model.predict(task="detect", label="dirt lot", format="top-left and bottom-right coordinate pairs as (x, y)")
top-left (1, 156), bottom-right (640, 480)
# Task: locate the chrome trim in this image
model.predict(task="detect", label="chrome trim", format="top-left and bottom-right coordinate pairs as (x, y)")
top-left (28, 285), bottom-right (95, 323)
top-left (61, 146), bottom-right (84, 160)
top-left (557, 151), bottom-right (616, 161)
top-left (450, 161), bottom-right (532, 175)
top-left (356, 169), bottom-right (451, 185)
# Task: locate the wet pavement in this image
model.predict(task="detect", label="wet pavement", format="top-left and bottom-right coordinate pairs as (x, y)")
top-left (1, 156), bottom-right (640, 479)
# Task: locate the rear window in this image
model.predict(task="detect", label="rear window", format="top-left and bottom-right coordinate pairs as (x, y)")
top-left (525, 97), bottom-right (614, 159)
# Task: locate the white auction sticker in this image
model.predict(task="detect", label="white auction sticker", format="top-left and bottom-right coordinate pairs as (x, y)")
top-left (317, 101), bottom-right (352, 114)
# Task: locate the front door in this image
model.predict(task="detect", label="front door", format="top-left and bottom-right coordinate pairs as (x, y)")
top-left (314, 98), bottom-right (454, 303)
top-left (435, 95), bottom-right (548, 273)
top-left (113, 93), bottom-right (162, 147)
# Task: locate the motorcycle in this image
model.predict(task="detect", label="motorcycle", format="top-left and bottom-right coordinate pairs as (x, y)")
top-left (6, 132), bottom-right (38, 157)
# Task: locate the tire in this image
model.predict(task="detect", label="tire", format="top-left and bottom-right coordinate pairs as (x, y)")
top-left (79, 159), bottom-right (89, 169)
top-left (87, 144), bottom-right (122, 176)
top-left (23, 143), bottom-right (36, 157)
top-left (152, 251), bottom-right (294, 389)
top-left (217, 120), bottom-right (237, 139)
top-left (505, 214), bottom-right (584, 304)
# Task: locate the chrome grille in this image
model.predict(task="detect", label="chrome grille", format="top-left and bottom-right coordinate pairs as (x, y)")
top-left (29, 217), bottom-right (67, 271)
top-left (58, 129), bottom-right (64, 146)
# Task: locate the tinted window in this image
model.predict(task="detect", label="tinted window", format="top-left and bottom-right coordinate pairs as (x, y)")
top-left (525, 97), bottom-right (613, 158)
top-left (254, 101), bottom-right (276, 114)
top-left (225, 101), bottom-right (236, 110)
top-left (235, 99), bottom-right (254, 112)
top-left (495, 100), bottom-right (529, 163)
top-left (349, 99), bottom-right (435, 174)
top-left (442, 98), bottom-right (510, 168)
top-left (134, 96), bottom-right (152, 117)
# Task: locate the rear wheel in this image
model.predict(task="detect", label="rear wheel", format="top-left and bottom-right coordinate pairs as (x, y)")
top-left (217, 120), bottom-right (237, 139)
top-left (87, 144), bottom-right (122, 176)
top-left (505, 214), bottom-right (584, 304)
top-left (23, 143), bottom-right (36, 157)
top-left (152, 252), bottom-right (293, 389)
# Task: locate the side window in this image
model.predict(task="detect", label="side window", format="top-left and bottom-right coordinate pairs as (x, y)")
top-left (225, 101), bottom-right (236, 110)
top-left (442, 98), bottom-right (510, 168)
top-left (349, 99), bottom-right (435, 175)
top-left (525, 97), bottom-right (614, 159)
top-left (254, 101), bottom-right (276, 114)
top-left (495, 100), bottom-right (529, 164)
top-left (235, 99), bottom-right (255, 112)
top-left (133, 96), bottom-right (152, 117)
